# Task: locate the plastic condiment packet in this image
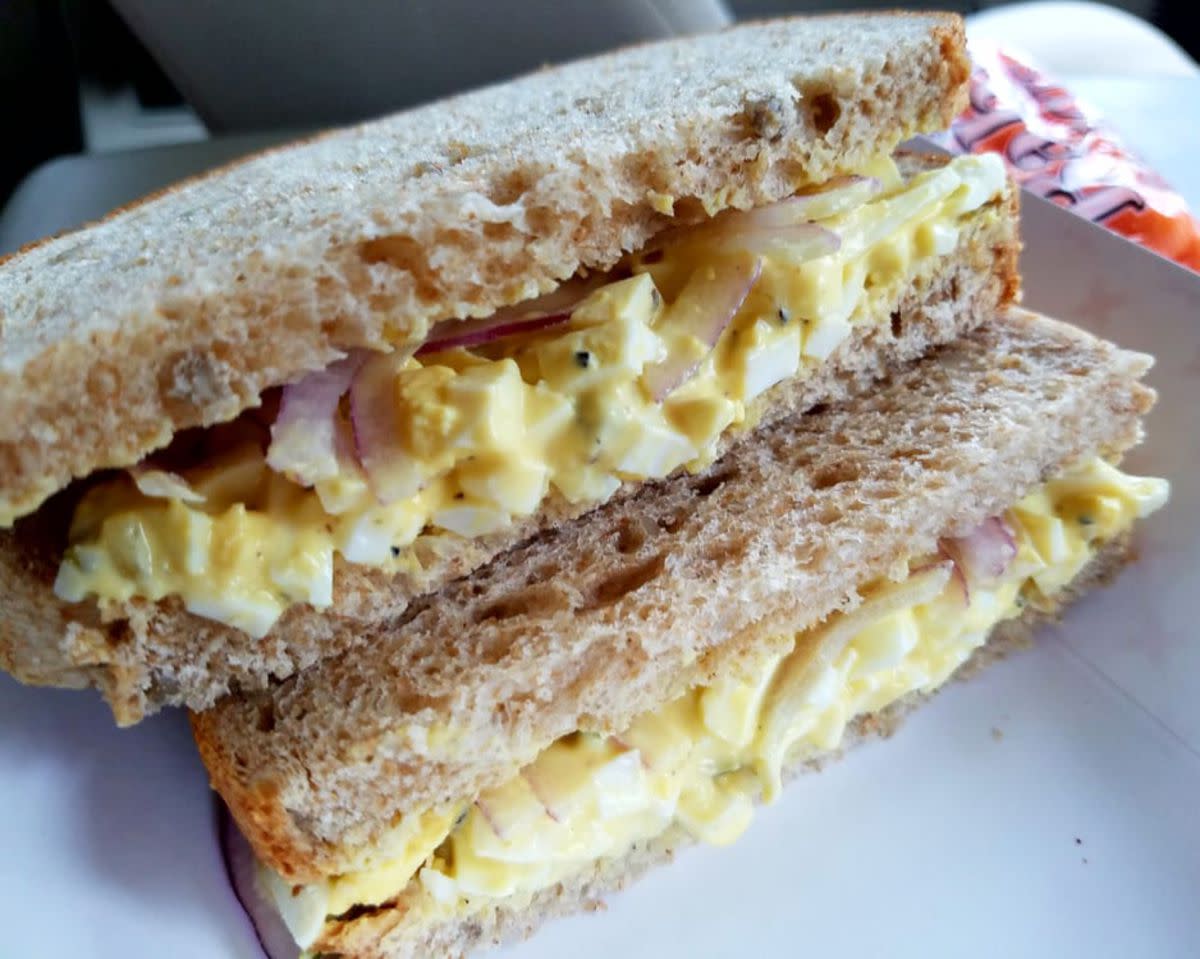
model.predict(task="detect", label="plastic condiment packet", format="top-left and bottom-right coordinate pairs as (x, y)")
top-left (937, 40), bottom-right (1200, 273)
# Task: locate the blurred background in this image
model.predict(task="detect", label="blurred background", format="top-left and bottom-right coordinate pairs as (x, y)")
top-left (1, 0), bottom-right (1196, 212)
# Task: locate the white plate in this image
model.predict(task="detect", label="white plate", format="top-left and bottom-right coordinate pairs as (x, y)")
top-left (1, 188), bottom-right (1197, 958)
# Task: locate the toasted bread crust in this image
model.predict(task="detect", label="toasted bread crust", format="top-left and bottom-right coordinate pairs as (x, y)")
top-left (0, 13), bottom-right (969, 524)
top-left (192, 310), bottom-right (1155, 882)
top-left (308, 535), bottom-right (1132, 958)
top-left (0, 177), bottom-right (1018, 723)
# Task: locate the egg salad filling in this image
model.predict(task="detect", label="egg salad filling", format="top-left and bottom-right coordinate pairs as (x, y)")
top-left (262, 457), bottom-right (1167, 950)
top-left (55, 154), bottom-right (1008, 635)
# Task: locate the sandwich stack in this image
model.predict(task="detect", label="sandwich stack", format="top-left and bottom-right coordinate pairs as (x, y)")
top-left (0, 13), bottom-right (1169, 959)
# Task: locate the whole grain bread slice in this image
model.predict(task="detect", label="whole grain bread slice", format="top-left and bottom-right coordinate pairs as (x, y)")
top-left (0, 170), bottom-right (1019, 723)
top-left (191, 309), bottom-right (1156, 883)
top-left (0, 13), bottom-right (970, 525)
top-left (309, 535), bottom-right (1133, 959)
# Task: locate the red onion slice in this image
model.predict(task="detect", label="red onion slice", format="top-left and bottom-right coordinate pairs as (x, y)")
top-left (773, 175), bottom-right (882, 221)
top-left (706, 222), bottom-right (840, 259)
top-left (908, 557), bottom-right (966, 606)
top-left (349, 352), bottom-right (424, 503)
top-left (267, 353), bottom-right (365, 486)
top-left (520, 767), bottom-right (566, 824)
top-left (641, 256), bottom-right (762, 400)
top-left (941, 547), bottom-right (971, 607)
top-left (417, 276), bottom-right (602, 356)
top-left (642, 176), bottom-right (877, 255)
top-left (709, 179), bottom-right (879, 237)
top-left (416, 310), bottom-right (572, 355)
top-left (939, 516), bottom-right (1019, 602)
top-left (217, 803), bottom-right (299, 959)
top-left (473, 796), bottom-right (516, 839)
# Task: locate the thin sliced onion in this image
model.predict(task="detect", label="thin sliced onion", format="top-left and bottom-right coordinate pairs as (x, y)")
top-left (942, 516), bottom-right (1018, 583)
top-left (911, 555), bottom-right (969, 606)
top-left (705, 222), bottom-right (840, 259)
top-left (520, 767), bottom-right (565, 824)
top-left (780, 175), bottom-right (883, 220)
top-left (349, 352), bottom-right (421, 503)
top-left (642, 176), bottom-right (876, 256)
top-left (473, 796), bottom-right (511, 839)
top-left (267, 353), bottom-right (366, 486)
top-left (416, 311), bottom-right (573, 356)
top-left (938, 516), bottom-right (1019, 606)
top-left (716, 180), bottom-right (880, 234)
top-left (641, 256), bottom-right (762, 400)
top-left (217, 803), bottom-right (298, 959)
top-left (129, 468), bottom-right (205, 503)
top-left (943, 547), bottom-right (971, 607)
top-left (417, 276), bottom-right (602, 356)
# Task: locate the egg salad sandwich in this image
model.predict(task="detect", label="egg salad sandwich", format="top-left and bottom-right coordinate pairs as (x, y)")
top-left (0, 13), bottom-right (1020, 724)
top-left (193, 308), bottom-right (1168, 958)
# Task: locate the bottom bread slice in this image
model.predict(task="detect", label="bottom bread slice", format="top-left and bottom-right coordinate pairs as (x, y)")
top-left (309, 532), bottom-right (1136, 959)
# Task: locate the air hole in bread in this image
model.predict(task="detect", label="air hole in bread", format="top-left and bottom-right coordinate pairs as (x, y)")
top-left (795, 82), bottom-right (841, 136)
top-left (482, 221), bottom-right (517, 242)
top-left (586, 554), bottom-right (665, 610)
top-left (476, 584), bottom-right (571, 623)
top-left (809, 92), bottom-right (840, 135)
top-left (737, 95), bottom-right (788, 142)
top-left (488, 171), bottom-right (534, 207)
top-left (615, 517), bottom-right (650, 554)
top-left (811, 461), bottom-right (861, 491)
top-left (358, 235), bottom-right (441, 303)
top-left (656, 510), bottom-right (687, 535)
top-left (333, 901), bottom-right (391, 923)
top-left (524, 204), bottom-right (559, 237)
top-left (671, 196), bottom-right (709, 226)
top-left (890, 310), bottom-right (903, 338)
top-left (814, 502), bottom-right (843, 525)
top-left (144, 668), bottom-right (181, 705)
top-left (256, 703), bottom-right (275, 733)
top-left (692, 467), bottom-right (734, 499)
top-left (704, 536), bottom-right (747, 564)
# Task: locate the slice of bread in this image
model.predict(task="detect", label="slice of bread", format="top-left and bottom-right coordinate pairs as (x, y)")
top-left (191, 309), bottom-right (1155, 883)
top-left (309, 534), bottom-right (1132, 959)
top-left (0, 13), bottom-right (969, 525)
top-left (0, 161), bottom-right (1019, 723)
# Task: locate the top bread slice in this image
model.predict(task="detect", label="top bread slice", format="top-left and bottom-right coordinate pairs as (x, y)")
top-left (0, 146), bottom-right (1018, 724)
top-left (0, 13), bottom-right (969, 526)
top-left (191, 308), bottom-right (1156, 883)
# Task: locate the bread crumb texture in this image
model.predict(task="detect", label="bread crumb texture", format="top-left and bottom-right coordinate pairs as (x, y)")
top-left (0, 14), bottom-right (968, 524)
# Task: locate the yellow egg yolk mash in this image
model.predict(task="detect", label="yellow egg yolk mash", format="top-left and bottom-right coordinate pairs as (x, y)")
top-left (55, 154), bottom-right (1007, 635)
top-left (263, 457), bottom-right (1166, 950)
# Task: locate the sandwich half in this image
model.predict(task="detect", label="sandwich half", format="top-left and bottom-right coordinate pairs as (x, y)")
top-left (0, 14), bottom-right (1020, 723)
top-left (193, 309), bottom-right (1168, 958)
